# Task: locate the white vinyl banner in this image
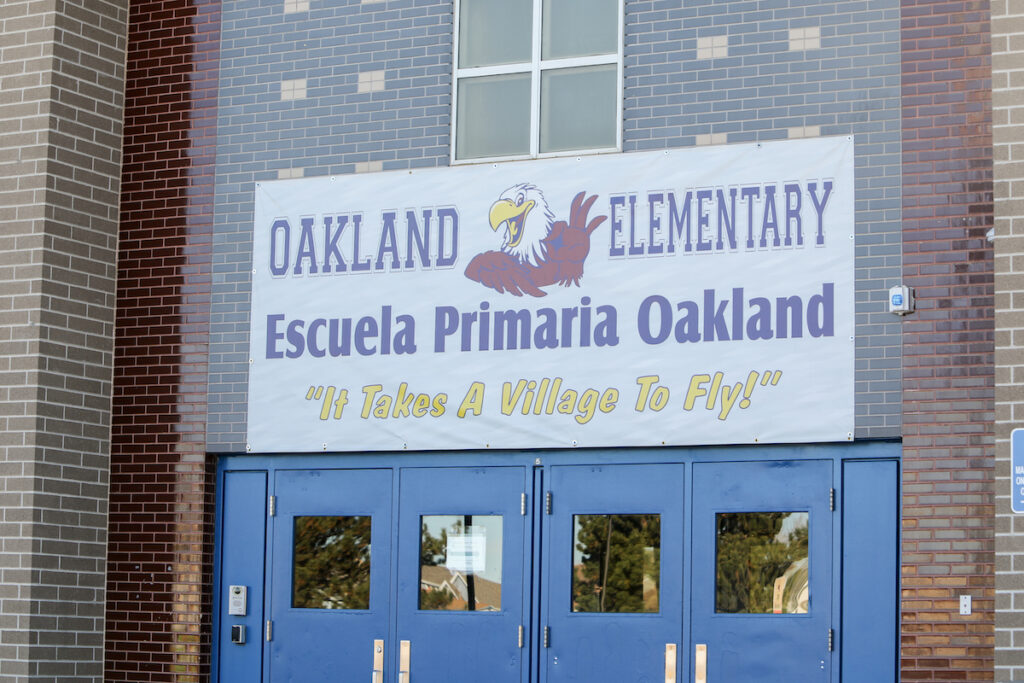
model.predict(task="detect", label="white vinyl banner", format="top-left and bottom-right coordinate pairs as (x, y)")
top-left (247, 137), bottom-right (855, 452)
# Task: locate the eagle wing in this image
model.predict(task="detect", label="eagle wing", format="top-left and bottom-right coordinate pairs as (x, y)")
top-left (464, 250), bottom-right (547, 297)
top-left (541, 191), bottom-right (607, 286)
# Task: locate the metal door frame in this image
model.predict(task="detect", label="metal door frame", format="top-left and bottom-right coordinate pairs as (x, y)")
top-left (212, 441), bottom-right (900, 683)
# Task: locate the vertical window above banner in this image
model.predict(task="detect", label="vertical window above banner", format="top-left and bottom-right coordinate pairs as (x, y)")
top-left (452, 0), bottom-right (624, 162)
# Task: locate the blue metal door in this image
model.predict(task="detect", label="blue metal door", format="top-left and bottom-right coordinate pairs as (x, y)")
top-left (542, 464), bottom-right (686, 682)
top-left (232, 455), bottom-right (849, 683)
top-left (395, 466), bottom-right (530, 683)
top-left (268, 468), bottom-right (393, 682)
top-left (216, 471), bottom-right (267, 681)
top-left (690, 460), bottom-right (833, 682)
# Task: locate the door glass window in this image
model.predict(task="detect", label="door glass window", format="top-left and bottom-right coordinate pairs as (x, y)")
top-left (419, 515), bottom-right (503, 611)
top-left (572, 514), bottom-right (660, 613)
top-left (715, 511), bottom-right (809, 614)
top-left (292, 515), bottom-right (371, 609)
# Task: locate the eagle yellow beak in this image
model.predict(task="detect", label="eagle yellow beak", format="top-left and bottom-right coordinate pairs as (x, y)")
top-left (489, 198), bottom-right (536, 249)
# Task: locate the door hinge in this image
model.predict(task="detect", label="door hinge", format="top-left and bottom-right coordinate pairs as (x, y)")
top-left (829, 488), bottom-right (834, 511)
top-left (518, 624), bottom-right (523, 648)
top-left (266, 620), bottom-right (273, 641)
top-left (827, 628), bottom-right (833, 651)
top-left (521, 492), bottom-right (527, 516)
top-left (543, 625), bottom-right (550, 648)
top-left (269, 495), bottom-right (276, 517)
top-left (545, 491), bottom-right (552, 515)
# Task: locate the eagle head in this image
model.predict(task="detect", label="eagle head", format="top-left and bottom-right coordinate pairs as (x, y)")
top-left (488, 183), bottom-right (554, 267)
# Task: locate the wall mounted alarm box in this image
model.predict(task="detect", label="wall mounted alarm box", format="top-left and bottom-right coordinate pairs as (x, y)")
top-left (228, 585), bottom-right (247, 616)
top-left (889, 285), bottom-right (915, 315)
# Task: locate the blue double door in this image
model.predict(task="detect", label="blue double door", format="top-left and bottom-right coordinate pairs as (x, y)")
top-left (268, 466), bottom-right (528, 683)
top-left (260, 460), bottom-right (833, 683)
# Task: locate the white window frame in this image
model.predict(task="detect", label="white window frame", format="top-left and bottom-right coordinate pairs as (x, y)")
top-left (450, 0), bottom-right (624, 165)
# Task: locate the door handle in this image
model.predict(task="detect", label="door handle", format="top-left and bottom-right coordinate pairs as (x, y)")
top-left (664, 643), bottom-right (677, 683)
top-left (399, 639), bottom-right (411, 683)
top-left (695, 643), bottom-right (707, 683)
top-left (371, 639), bottom-right (383, 683)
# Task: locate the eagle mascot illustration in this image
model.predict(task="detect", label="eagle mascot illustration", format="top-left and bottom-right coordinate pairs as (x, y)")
top-left (464, 184), bottom-right (607, 297)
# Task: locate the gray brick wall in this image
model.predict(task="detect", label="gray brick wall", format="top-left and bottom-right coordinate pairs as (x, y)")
top-left (993, 0), bottom-right (1024, 678)
top-left (619, 0), bottom-right (903, 439)
top-left (0, 0), bottom-right (128, 680)
top-left (208, 0), bottom-right (902, 451)
top-left (209, 0), bottom-right (453, 447)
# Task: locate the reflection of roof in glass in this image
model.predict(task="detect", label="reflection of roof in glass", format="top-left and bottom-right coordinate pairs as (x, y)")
top-left (420, 565), bottom-right (501, 611)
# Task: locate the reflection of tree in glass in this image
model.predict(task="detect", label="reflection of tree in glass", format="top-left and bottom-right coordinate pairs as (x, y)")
top-left (292, 516), bottom-right (371, 609)
top-left (419, 585), bottom-right (455, 610)
top-left (420, 521), bottom-right (449, 566)
top-left (419, 522), bottom-right (454, 610)
top-left (715, 512), bottom-right (809, 614)
top-left (573, 514), bottom-right (660, 613)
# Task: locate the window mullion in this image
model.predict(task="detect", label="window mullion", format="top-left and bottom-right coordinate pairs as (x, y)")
top-left (616, 0), bottom-right (624, 153)
top-left (455, 63), bottom-right (532, 79)
top-left (451, 0), bottom-right (462, 165)
top-left (538, 54), bottom-right (619, 71)
top-left (530, 0), bottom-right (543, 157)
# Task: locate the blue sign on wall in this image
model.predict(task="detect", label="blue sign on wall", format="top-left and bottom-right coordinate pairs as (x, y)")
top-left (1013, 429), bottom-right (1024, 513)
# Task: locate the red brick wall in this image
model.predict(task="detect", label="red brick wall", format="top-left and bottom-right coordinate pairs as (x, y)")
top-left (106, 1), bottom-right (220, 680)
top-left (901, 0), bottom-right (995, 679)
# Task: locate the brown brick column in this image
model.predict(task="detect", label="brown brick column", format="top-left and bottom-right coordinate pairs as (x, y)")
top-left (901, 0), bottom-right (995, 679)
top-left (105, 1), bottom-right (220, 680)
